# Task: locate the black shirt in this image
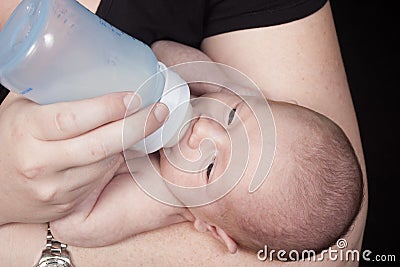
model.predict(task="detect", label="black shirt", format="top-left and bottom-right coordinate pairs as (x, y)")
top-left (96, 0), bottom-right (327, 47)
top-left (0, 0), bottom-right (327, 103)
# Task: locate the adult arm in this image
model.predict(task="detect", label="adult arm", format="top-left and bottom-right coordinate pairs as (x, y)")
top-left (201, 1), bottom-right (367, 265)
top-left (0, 1), bottom-right (366, 266)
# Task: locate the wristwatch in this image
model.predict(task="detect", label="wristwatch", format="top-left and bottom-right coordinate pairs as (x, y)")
top-left (36, 223), bottom-right (73, 267)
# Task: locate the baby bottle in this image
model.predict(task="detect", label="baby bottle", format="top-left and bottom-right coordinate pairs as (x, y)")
top-left (0, 0), bottom-right (192, 154)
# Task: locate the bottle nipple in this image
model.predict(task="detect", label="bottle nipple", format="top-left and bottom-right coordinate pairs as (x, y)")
top-left (129, 62), bottom-right (193, 154)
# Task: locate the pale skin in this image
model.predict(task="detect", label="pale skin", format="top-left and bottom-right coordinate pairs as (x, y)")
top-left (0, 0), bottom-right (171, 225)
top-left (49, 90), bottom-right (275, 254)
top-left (49, 153), bottom-right (193, 248)
top-left (50, 41), bottom-right (361, 258)
top-left (0, 92), bottom-right (169, 224)
top-left (0, 1), bottom-right (367, 266)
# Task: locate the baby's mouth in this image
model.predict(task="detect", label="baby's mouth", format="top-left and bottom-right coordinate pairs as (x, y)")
top-left (161, 115), bottom-right (216, 176)
top-left (162, 103), bottom-right (194, 148)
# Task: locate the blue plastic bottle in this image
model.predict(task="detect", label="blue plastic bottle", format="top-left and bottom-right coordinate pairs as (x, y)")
top-left (0, 0), bottom-right (192, 153)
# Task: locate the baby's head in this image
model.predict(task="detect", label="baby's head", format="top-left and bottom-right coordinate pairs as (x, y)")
top-left (159, 91), bottom-right (363, 255)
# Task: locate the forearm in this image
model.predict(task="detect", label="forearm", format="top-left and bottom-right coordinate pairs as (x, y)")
top-left (0, 223), bottom-right (47, 267)
top-left (1, 222), bottom-right (245, 267)
top-left (1, 223), bottom-right (360, 267)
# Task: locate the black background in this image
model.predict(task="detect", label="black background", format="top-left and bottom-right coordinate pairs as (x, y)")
top-left (330, 1), bottom-right (398, 266)
top-left (0, 1), bottom-right (398, 266)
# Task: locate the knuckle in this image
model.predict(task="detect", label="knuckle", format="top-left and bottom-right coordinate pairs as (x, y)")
top-left (17, 157), bottom-right (45, 180)
top-left (54, 108), bottom-right (78, 134)
top-left (31, 185), bottom-right (58, 203)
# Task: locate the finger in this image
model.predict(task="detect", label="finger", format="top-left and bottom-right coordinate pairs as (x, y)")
top-left (60, 154), bottom-right (124, 193)
top-left (28, 92), bottom-right (141, 141)
top-left (52, 102), bottom-right (169, 168)
top-left (122, 102), bottom-right (170, 148)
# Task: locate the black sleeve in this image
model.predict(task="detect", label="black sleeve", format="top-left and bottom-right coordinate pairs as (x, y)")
top-left (96, 0), bottom-right (328, 48)
top-left (0, 84), bottom-right (9, 105)
top-left (204, 0), bottom-right (328, 38)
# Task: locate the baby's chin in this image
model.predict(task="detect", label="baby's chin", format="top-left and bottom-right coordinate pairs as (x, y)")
top-left (158, 149), bottom-right (170, 174)
top-left (158, 148), bottom-right (181, 185)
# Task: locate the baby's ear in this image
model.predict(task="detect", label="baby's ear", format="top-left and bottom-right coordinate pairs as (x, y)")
top-left (193, 218), bottom-right (209, 232)
top-left (213, 226), bottom-right (238, 254)
top-left (194, 219), bottom-right (237, 253)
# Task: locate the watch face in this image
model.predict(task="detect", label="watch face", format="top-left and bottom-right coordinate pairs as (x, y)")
top-left (38, 258), bottom-right (70, 267)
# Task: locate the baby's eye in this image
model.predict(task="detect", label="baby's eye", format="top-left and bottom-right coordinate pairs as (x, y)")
top-left (227, 108), bottom-right (237, 125)
top-left (206, 161), bottom-right (214, 182)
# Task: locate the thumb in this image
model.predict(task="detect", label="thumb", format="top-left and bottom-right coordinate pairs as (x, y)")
top-left (29, 92), bottom-right (141, 140)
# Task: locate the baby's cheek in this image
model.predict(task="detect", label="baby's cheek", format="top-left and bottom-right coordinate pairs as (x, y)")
top-left (160, 155), bottom-right (205, 188)
top-left (163, 169), bottom-right (204, 188)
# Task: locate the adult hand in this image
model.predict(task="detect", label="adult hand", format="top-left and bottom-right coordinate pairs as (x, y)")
top-left (51, 155), bottom-right (193, 248)
top-left (0, 92), bottom-right (169, 225)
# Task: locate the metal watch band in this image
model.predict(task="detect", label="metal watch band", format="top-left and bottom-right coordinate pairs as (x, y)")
top-left (36, 222), bottom-right (72, 267)
top-left (46, 223), bottom-right (68, 257)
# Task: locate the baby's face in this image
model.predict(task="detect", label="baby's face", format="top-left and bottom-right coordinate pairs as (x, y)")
top-left (159, 91), bottom-right (272, 222)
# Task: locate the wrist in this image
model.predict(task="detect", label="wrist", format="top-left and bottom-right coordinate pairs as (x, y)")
top-left (0, 223), bottom-right (47, 267)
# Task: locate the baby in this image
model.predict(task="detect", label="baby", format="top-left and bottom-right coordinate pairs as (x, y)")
top-left (51, 42), bottom-right (363, 256)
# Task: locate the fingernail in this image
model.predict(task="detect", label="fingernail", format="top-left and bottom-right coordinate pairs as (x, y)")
top-left (124, 93), bottom-right (141, 114)
top-left (153, 103), bottom-right (169, 123)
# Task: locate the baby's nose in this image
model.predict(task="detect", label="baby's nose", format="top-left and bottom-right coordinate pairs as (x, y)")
top-left (189, 117), bottom-right (227, 149)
